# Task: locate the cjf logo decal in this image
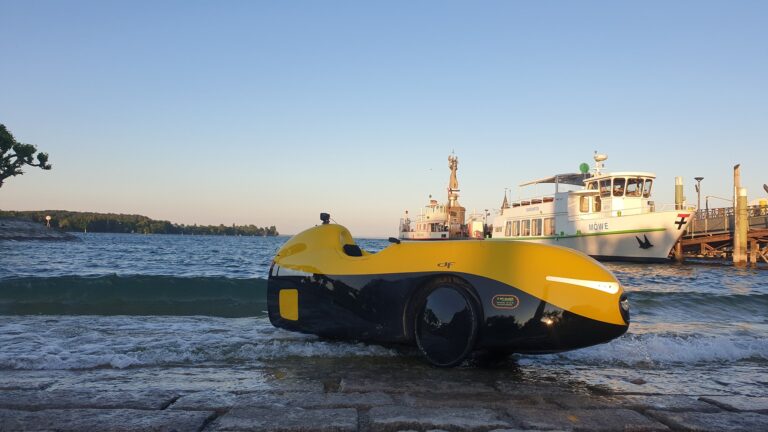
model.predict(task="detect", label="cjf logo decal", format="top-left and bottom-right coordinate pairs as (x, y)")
top-left (675, 214), bottom-right (690, 230)
top-left (492, 294), bottom-right (520, 310)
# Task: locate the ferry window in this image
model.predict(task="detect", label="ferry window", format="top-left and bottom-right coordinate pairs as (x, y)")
top-left (613, 178), bottom-right (626, 197)
top-left (512, 220), bottom-right (519, 236)
top-left (580, 196), bottom-right (589, 213)
top-left (626, 178), bottom-right (642, 197)
top-left (599, 180), bottom-right (611, 198)
top-left (531, 219), bottom-right (542, 236)
top-left (643, 179), bottom-right (653, 198)
top-left (504, 221), bottom-right (512, 236)
top-left (544, 218), bottom-right (555, 236)
top-left (593, 196), bottom-right (602, 212)
top-left (587, 181), bottom-right (597, 190)
top-left (521, 220), bottom-right (531, 236)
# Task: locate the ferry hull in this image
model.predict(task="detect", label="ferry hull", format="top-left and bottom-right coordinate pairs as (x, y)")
top-left (493, 210), bottom-right (692, 262)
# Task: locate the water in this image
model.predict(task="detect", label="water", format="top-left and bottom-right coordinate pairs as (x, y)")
top-left (1, 233), bottom-right (766, 396)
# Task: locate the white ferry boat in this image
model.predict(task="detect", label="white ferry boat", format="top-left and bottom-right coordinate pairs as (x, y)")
top-left (490, 153), bottom-right (694, 262)
top-left (399, 154), bottom-right (485, 240)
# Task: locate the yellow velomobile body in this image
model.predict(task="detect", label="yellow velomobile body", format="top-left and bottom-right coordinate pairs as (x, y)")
top-left (268, 222), bottom-right (629, 367)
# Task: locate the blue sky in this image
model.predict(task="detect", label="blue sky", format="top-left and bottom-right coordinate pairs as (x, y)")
top-left (1, 1), bottom-right (766, 236)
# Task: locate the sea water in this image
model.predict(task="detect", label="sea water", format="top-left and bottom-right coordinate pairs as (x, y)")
top-left (1, 233), bottom-right (766, 396)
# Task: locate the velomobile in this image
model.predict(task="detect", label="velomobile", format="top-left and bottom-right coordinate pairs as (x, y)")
top-left (268, 214), bottom-right (630, 367)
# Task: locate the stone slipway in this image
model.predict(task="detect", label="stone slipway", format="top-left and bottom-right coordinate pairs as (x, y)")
top-left (1, 359), bottom-right (766, 431)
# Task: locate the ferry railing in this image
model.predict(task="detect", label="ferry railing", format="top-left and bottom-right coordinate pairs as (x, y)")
top-left (564, 203), bottom-right (694, 221)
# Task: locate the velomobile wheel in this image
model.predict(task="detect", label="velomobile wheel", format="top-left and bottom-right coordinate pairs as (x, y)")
top-left (414, 283), bottom-right (479, 367)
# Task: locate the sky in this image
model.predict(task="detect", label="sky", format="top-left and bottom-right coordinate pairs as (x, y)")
top-left (1, 1), bottom-right (766, 237)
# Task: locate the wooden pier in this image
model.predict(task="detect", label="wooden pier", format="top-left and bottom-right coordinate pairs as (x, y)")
top-left (680, 204), bottom-right (768, 265)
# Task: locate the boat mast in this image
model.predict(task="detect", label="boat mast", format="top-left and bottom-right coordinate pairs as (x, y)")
top-left (446, 154), bottom-right (466, 237)
top-left (448, 154), bottom-right (460, 208)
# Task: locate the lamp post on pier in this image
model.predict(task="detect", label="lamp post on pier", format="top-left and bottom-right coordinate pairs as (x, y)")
top-left (694, 177), bottom-right (704, 234)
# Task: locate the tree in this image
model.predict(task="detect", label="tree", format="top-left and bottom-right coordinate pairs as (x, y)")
top-left (0, 123), bottom-right (52, 188)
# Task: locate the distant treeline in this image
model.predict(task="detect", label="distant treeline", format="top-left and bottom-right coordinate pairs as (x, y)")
top-left (0, 210), bottom-right (279, 236)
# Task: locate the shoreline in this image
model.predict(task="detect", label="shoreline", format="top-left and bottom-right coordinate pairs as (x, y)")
top-left (0, 218), bottom-right (77, 241)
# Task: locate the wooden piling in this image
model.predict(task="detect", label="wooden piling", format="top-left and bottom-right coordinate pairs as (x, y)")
top-left (674, 240), bottom-right (684, 262)
top-left (673, 176), bottom-right (685, 262)
top-left (733, 165), bottom-right (742, 265)
top-left (734, 187), bottom-right (748, 266)
top-left (750, 238), bottom-right (758, 267)
top-left (674, 177), bottom-right (684, 210)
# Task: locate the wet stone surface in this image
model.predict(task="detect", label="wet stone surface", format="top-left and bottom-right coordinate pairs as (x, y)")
top-left (0, 390), bottom-right (179, 411)
top-left (698, 395), bottom-right (768, 413)
top-left (0, 408), bottom-right (214, 432)
top-left (368, 406), bottom-right (511, 431)
top-left (552, 394), bottom-right (722, 413)
top-left (340, 377), bottom-right (498, 394)
top-left (647, 410), bottom-right (768, 432)
top-left (508, 407), bottom-right (671, 431)
top-left (210, 407), bottom-right (358, 432)
top-left (1, 361), bottom-right (766, 431)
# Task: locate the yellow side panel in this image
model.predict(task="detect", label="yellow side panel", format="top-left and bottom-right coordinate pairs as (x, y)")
top-left (279, 289), bottom-right (299, 321)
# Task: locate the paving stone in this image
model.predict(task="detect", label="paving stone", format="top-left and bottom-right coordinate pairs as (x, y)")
top-left (237, 391), bottom-right (395, 409)
top-left (509, 407), bottom-right (669, 431)
top-left (340, 377), bottom-right (497, 394)
top-left (620, 395), bottom-right (722, 413)
top-left (551, 394), bottom-right (720, 413)
top-left (0, 372), bottom-right (60, 390)
top-left (0, 408), bottom-right (213, 432)
top-left (0, 389), bottom-right (178, 411)
top-left (487, 430), bottom-right (531, 432)
top-left (495, 381), bottom-right (577, 396)
top-left (46, 367), bottom-right (323, 393)
top-left (368, 406), bottom-right (511, 431)
top-left (210, 407), bottom-right (357, 431)
top-left (171, 390), bottom-right (394, 412)
top-left (399, 392), bottom-right (558, 410)
top-left (169, 390), bottom-right (237, 411)
top-left (647, 410), bottom-right (768, 432)
top-left (546, 394), bottom-right (626, 410)
top-left (699, 396), bottom-right (768, 413)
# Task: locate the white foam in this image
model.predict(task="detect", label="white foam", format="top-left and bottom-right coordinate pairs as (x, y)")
top-left (0, 316), bottom-right (395, 370)
top-left (530, 333), bottom-right (768, 366)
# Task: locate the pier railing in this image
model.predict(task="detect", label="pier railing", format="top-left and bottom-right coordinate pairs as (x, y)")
top-left (686, 205), bottom-right (768, 236)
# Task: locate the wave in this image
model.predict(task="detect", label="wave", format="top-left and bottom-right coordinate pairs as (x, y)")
top-left (2, 275), bottom-right (765, 320)
top-left (531, 333), bottom-right (768, 366)
top-left (627, 291), bottom-right (768, 319)
top-left (0, 275), bottom-right (268, 317)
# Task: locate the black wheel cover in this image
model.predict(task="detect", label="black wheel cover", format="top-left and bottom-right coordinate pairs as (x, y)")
top-left (415, 284), bottom-right (479, 367)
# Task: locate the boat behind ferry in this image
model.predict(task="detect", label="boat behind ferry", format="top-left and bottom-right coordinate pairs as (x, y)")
top-left (399, 154), bottom-right (486, 240)
top-left (490, 153), bottom-right (694, 262)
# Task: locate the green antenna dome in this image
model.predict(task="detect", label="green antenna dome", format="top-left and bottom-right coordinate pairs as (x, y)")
top-left (579, 162), bottom-right (590, 174)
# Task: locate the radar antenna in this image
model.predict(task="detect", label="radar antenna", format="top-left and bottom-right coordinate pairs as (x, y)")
top-left (593, 151), bottom-right (608, 175)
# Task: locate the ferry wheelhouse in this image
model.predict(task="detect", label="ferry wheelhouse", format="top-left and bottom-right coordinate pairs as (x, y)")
top-left (490, 154), bottom-right (694, 262)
